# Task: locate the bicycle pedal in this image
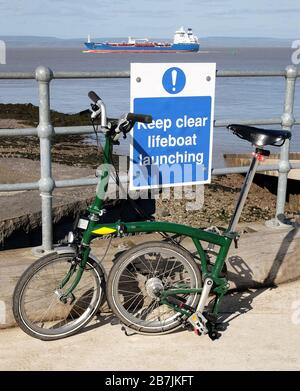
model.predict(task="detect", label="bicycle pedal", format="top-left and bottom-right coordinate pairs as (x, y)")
top-left (187, 312), bottom-right (208, 335)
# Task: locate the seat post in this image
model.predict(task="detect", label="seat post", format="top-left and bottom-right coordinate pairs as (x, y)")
top-left (227, 148), bottom-right (262, 233)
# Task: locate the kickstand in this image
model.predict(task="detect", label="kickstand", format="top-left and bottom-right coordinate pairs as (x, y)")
top-left (121, 324), bottom-right (137, 337)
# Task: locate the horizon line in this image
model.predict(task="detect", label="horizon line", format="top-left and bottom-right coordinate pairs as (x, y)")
top-left (0, 34), bottom-right (296, 41)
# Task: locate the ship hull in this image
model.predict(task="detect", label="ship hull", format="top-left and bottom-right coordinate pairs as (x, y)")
top-left (84, 42), bottom-right (199, 53)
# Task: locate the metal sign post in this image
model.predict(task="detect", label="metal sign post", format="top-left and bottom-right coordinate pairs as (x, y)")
top-left (130, 63), bottom-right (216, 190)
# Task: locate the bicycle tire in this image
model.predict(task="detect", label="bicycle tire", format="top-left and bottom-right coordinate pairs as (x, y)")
top-left (13, 251), bottom-right (105, 341)
top-left (107, 241), bottom-right (201, 335)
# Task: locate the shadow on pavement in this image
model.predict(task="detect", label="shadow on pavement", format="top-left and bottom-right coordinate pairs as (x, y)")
top-left (75, 313), bottom-right (116, 337)
top-left (76, 227), bottom-right (299, 339)
top-left (215, 227), bottom-right (299, 333)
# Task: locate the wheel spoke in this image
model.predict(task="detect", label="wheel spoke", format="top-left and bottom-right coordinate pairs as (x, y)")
top-left (136, 254), bottom-right (155, 276)
top-left (131, 295), bottom-right (148, 315)
top-left (124, 292), bottom-right (144, 312)
top-left (136, 299), bottom-right (157, 319)
top-left (153, 253), bottom-right (163, 275)
top-left (118, 288), bottom-right (143, 295)
top-left (121, 291), bottom-right (143, 307)
top-left (109, 243), bottom-right (201, 334)
top-left (16, 256), bottom-right (102, 339)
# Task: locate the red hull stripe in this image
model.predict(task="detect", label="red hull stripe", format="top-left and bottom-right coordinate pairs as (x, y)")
top-left (83, 49), bottom-right (192, 53)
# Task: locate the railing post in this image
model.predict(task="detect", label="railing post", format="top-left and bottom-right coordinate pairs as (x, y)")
top-left (35, 66), bottom-right (54, 253)
top-left (268, 65), bottom-right (297, 227)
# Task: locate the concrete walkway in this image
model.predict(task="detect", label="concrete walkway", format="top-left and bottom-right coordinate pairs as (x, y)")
top-left (0, 279), bottom-right (300, 371)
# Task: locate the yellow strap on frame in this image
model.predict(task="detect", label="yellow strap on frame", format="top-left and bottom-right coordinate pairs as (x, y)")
top-left (92, 227), bottom-right (117, 235)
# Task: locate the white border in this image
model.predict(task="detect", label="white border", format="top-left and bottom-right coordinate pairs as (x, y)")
top-left (129, 62), bottom-right (216, 191)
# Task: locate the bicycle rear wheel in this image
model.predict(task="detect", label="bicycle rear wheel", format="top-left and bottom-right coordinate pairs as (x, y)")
top-left (107, 241), bottom-right (201, 335)
top-left (13, 252), bottom-right (105, 340)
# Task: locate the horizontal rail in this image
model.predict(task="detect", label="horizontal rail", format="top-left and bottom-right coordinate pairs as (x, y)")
top-left (212, 164), bottom-right (280, 175)
top-left (0, 182), bottom-right (39, 192)
top-left (0, 126), bottom-right (95, 137)
top-left (214, 118), bottom-right (282, 127)
top-left (2, 163), bottom-right (300, 193)
top-left (0, 71), bottom-right (131, 80)
top-left (1, 70), bottom-right (300, 80)
top-left (54, 174), bottom-right (128, 188)
top-left (54, 126), bottom-right (96, 135)
top-left (291, 163), bottom-right (300, 169)
top-left (0, 72), bottom-right (35, 79)
top-left (212, 162), bottom-right (300, 176)
top-left (216, 70), bottom-right (287, 77)
top-left (53, 71), bottom-right (130, 79)
top-left (0, 175), bottom-right (128, 192)
top-left (0, 128), bottom-right (37, 136)
top-left (0, 118), bottom-right (294, 138)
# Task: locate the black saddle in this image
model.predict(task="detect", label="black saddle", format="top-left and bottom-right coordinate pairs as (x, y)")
top-left (227, 124), bottom-right (291, 147)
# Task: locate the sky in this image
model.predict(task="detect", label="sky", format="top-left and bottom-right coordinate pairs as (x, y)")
top-left (0, 0), bottom-right (300, 39)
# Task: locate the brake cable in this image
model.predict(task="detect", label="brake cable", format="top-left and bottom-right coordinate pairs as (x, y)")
top-left (91, 117), bottom-right (155, 223)
top-left (90, 110), bottom-right (186, 248)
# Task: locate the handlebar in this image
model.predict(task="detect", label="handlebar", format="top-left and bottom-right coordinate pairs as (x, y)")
top-left (88, 90), bottom-right (101, 104)
top-left (88, 91), bottom-right (152, 138)
top-left (126, 113), bottom-right (152, 124)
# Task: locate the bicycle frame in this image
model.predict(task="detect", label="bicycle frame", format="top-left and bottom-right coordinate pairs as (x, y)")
top-left (60, 128), bottom-right (262, 319)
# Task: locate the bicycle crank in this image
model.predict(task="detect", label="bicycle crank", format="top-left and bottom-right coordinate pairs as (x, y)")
top-left (185, 277), bottom-right (221, 337)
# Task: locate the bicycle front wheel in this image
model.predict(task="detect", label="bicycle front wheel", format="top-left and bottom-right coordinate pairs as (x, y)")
top-left (107, 241), bottom-right (201, 335)
top-left (13, 252), bottom-right (105, 340)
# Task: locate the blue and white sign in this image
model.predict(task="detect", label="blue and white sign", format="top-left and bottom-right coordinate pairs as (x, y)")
top-left (162, 67), bottom-right (186, 94)
top-left (130, 63), bottom-right (216, 190)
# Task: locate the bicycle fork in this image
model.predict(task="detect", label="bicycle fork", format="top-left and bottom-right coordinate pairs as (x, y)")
top-left (56, 246), bottom-right (91, 303)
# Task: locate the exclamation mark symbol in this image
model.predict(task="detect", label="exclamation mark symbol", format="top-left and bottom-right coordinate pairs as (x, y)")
top-left (172, 69), bottom-right (177, 92)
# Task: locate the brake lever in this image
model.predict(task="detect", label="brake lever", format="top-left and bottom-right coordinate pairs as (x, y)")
top-left (91, 108), bottom-right (102, 120)
top-left (114, 115), bottom-right (132, 140)
top-left (91, 103), bottom-right (100, 111)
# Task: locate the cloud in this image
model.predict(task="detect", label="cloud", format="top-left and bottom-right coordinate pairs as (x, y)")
top-left (0, 0), bottom-right (300, 38)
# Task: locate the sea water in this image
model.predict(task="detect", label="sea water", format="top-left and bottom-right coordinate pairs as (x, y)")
top-left (0, 46), bottom-right (299, 167)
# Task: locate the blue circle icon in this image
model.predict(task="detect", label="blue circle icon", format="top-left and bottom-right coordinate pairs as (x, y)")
top-left (162, 67), bottom-right (186, 94)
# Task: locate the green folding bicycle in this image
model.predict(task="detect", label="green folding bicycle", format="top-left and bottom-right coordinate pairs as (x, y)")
top-left (13, 91), bottom-right (291, 340)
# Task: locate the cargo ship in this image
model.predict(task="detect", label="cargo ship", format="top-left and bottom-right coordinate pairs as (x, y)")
top-left (83, 27), bottom-right (200, 53)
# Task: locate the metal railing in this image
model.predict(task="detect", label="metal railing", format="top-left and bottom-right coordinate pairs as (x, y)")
top-left (1, 65), bottom-right (300, 252)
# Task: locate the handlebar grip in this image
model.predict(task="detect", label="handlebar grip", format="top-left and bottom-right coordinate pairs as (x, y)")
top-left (88, 91), bottom-right (101, 103)
top-left (127, 113), bottom-right (153, 124)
